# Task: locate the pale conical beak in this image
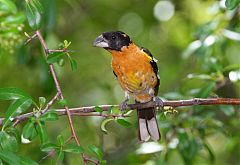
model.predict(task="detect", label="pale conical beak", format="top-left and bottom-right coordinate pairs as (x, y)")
top-left (93, 35), bottom-right (109, 48)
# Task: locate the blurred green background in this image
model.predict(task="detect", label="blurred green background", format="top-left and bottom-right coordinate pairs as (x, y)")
top-left (0, 0), bottom-right (240, 164)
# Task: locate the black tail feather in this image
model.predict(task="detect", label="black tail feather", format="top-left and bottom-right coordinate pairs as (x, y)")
top-left (137, 108), bottom-right (161, 142)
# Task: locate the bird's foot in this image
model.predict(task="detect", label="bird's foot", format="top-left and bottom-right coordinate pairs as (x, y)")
top-left (120, 99), bottom-right (129, 111)
top-left (153, 96), bottom-right (164, 109)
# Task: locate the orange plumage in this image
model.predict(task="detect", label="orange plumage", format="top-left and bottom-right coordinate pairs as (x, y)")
top-left (110, 43), bottom-right (158, 103)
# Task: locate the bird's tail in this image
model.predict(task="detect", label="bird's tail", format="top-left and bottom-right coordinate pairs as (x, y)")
top-left (137, 104), bottom-right (161, 142)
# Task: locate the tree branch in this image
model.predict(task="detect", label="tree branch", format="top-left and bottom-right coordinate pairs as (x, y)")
top-left (1, 98), bottom-right (239, 126)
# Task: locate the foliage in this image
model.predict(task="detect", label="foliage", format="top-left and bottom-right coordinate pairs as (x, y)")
top-left (0, 0), bottom-right (239, 165)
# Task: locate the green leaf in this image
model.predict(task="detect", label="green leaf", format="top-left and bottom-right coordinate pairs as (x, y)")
top-left (182, 40), bottom-right (201, 59)
top-left (58, 59), bottom-right (65, 67)
top-left (39, 97), bottom-right (46, 108)
top-left (219, 105), bottom-right (235, 116)
top-left (116, 119), bottom-right (132, 128)
top-left (100, 118), bottom-right (114, 133)
top-left (56, 150), bottom-right (64, 163)
top-left (3, 13), bottom-right (26, 24)
top-left (225, 0), bottom-right (240, 10)
top-left (69, 58), bottom-right (77, 71)
top-left (63, 144), bottom-right (84, 153)
top-left (36, 122), bottom-right (48, 144)
top-left (0, 0), bottom-right (17, 13)
top-left (31, 0), bottom-right (44, 13)
top-left (6, 127), bottom-right (21, 143)
top-left (196, 81), bottom-right (216, 98)
top-left (203, 143), bottom-right (215, 163)
top-left (46, 52), bottom-right (65, 64)
top-left (58, 99), bottom-right (68, 106)
top-left (223, 64), bottom-right (240, 72)
top-left (0, 131), bottom-right (18, 152)
top-left (108, 106), bottom-right (114, 114)
top-left (41, 143), bottom-right (59, 152)
top-left (22, 119), bottom-right (37, 141)
top-left (0, 87), bottom-right (31, 100)
top-left (40, 111), bottom-right (58, 121)
top-left (0, 150), bottom-right (20, 165)
top-left (95, 106), bottom-right (103, 113)
top-left (25, 2), bottom-right (41, 29)
top-left (100, 160), bottom-right (107, 165)
top-left (187, 74), bottom-right (213, 80)
top-left (19, 156), bottom-right (39, 165)
top-left (3, 97), bottom-right (32, 130)
top-left (88, 145), bottom-right (103, 160)
top-left (57, 135), bottom-right (64, 146)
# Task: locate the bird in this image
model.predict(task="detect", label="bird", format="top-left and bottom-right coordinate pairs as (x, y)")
top-left (93, 31), bottom-right (163, 142)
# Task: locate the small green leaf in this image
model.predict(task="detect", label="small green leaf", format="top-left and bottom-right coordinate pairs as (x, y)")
top-left (88, 145), bottom-right (103, 160)
top-left (0, 150), bottom-right (20, 165)
top-left (116, 119), bottom-right (132, 128)
top-left (187, 74), bottom-right (213, 80)
top-left (40, 111), bottom-right (58, 121)
top-left (58, 99), bottom-right (68, 106)
top-left (223, 64), bottom-right (240, 72)
top-left (3, 97), bottom-right (32, 130)
top-left (63, 40), bottom-right (71, 48)
top-left (41, 143), bottom-right (59, 152)
top-left (182, 40), bottom-right (201, 59)
top-left (95, 106), bottom-right (103, 113)
top-left (56, 150), bottom-right (64, 163)
top-left (123, 110), bottom-right (133, 116)
top-left (219, 105), bottom-right (235, 116)
top-left (57, 135), bottom-right (64, 146)
top-left (100, 118), bottom-right (114, 133)
top-left (225, 0), bottom-right (240, 10)
top-left (63, 144), bottom-right (84, 153)
top-left (46, 52), bottom-right (65, 64)
top-left (25, 2), bottom-right (41, 29)
top-left (19, 156), bottom-right (39, 165)
top-left (0, 0), bottom-right (17, 13)
top-left (0, 131), bottom-right (18, 152)
top-left (39, 97), bottom-right (46, 108)
top-left (36, 122), bottom-right (48, 144)
top-left (196, 81), bottom-right (216, 98)
top-left (6, 127), bottom-right (21, 143)
top-left (0, 87), bottom-right (31, 100)
top-left (108, 106), bottom-right (114, 114)
top-left (4, 13), bottom-right (26, 24)
top-left (203, 143), bottom-right (215, 163)
top-left (69, 58), bottom-right (77, 71)
top-left (22, 119), bottom-right (37, 141)
top-left (100, 160), bottom-right (107, 165)
top-left (31, 0), bottom-right (44, 13)
top-left (58, 59), bottom-right (65, 67)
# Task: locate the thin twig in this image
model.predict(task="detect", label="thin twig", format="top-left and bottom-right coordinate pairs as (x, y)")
top-left (48, 49), bottom-right (74, 53)
top-left (36, 30), bottom-right (80, 146)
top-left (24, 33), bottom-right (37, 45)
top-left (41, 92), bottom-right (60, 114)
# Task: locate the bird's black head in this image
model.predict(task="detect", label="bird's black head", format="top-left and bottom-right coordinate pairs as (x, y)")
top-left (93, 31), bottom-right (132, 51)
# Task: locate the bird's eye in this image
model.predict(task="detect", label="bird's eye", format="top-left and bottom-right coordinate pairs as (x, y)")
top-left (111, 36), bottom-right (116, 40)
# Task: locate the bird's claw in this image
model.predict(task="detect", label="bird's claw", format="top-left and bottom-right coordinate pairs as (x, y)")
top-left (154, 97), bottom-right (164, 108)
top-left (120, 100), bottom-right (128, 111)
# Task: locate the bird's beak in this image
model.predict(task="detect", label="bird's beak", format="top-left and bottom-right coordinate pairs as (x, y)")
top-left (93, 35), bottom-right (109, 48)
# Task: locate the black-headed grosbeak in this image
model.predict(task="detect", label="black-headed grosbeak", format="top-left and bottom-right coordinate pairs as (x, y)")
top-left (93, 31), bottom-right (163, 141)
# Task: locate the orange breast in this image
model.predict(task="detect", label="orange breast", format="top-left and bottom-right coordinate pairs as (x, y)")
top-left (110, 44), bottom-right (157, 102)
